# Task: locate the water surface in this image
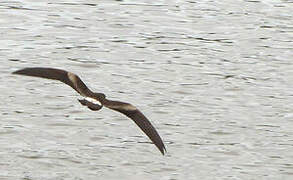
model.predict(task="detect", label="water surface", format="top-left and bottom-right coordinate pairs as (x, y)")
top-left (1, 0), bottom-right (293, 179)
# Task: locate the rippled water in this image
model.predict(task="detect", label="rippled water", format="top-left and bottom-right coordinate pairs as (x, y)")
top-left (1, 0), bottom-right (293, 179)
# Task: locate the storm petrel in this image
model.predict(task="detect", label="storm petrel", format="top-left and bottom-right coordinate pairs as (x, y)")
top-left (12, 67), bottom-right (166, 155)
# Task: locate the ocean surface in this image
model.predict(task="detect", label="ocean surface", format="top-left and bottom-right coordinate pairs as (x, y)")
top-left (1, 0), bottom-right (293, 179)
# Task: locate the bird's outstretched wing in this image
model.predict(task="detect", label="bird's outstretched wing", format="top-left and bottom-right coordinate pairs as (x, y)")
top-left (12, 67), bottom-right (93, 97)
top-left (103, 100), bottom-right (166, 155)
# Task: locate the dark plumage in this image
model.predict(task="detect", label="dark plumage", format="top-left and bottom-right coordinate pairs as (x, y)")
top-left (12, 67), bottom-right (166, 155)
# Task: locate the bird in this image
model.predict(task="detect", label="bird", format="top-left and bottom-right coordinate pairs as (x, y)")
top-left (12, 67), bottom-right (166, 155)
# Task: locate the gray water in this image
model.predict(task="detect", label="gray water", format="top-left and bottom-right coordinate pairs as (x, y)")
top-left (1, 0), bottom-right (293, 179)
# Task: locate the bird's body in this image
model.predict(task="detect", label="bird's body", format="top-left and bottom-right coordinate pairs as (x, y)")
top-left (12, 67), bottom-right (166, 155)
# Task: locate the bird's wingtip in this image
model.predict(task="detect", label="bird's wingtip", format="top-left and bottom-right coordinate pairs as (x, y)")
top-left (12, 68), bottom-right (27, 74)
top-left (12, 68), bottom-right (37, 75)
top-left (12, 70), bottom-right (19, 74)
top-left (160, 145), bottom-right (167, 156)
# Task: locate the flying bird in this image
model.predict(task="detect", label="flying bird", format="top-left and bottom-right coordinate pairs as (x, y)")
top-left (12, 67), bottom-right (166, 155)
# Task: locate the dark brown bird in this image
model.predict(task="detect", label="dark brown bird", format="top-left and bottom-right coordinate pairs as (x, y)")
top-left (12, 67), bottom-right (166, 155)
